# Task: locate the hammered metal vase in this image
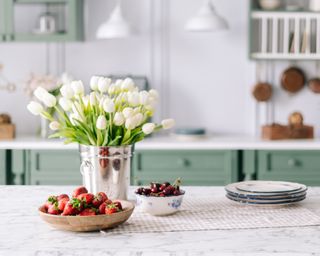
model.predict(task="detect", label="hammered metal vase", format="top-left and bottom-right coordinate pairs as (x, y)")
top-left (79, 145), bottom-right (133, 200)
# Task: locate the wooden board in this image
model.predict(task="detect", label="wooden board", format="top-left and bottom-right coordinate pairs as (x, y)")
top-left (262, 124), bottom-right (314, 140)
top-left (0, 124), bottom-right (15, 140)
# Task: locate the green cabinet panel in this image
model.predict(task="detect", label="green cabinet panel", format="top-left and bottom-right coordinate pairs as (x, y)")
top-left (257, 150), bottom-right (320, 186)
top-left (27, 150), bottom-right (81, 185)
top-left (11, 150), bottom-right (26, 185)
top-left (0, 150), bottom-right (6, 184)
top-left (132, 150), bottom-right (239, 186)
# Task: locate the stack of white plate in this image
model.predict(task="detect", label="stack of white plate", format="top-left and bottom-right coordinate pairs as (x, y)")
top-left (225, 181), bottom-right (307, 205)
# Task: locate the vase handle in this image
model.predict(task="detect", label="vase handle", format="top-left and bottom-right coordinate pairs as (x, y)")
top-left (80, 160), bottom-right (96, 193)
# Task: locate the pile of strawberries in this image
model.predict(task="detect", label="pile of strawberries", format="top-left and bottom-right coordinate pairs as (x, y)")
top-left (43, 186), bottom-right (123, 216)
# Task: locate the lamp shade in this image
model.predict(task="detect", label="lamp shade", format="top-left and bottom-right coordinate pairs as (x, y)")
top-left (96, 3), bottom-right (131, 39)
top-left (185, 0), bottom-right (229, 32)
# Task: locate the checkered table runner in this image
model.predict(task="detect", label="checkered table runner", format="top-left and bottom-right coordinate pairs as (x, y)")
top-left (105, 196), bottom-right (320, 233)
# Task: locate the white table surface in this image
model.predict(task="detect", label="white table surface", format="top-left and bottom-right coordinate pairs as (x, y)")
top-left (1, 135), bottom-right (320, 150)
top-left (1, 186), bottom-right (320, 256)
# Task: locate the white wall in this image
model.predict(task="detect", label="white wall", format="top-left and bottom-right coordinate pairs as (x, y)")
top-left (0, 0), bottom-right (293, 137)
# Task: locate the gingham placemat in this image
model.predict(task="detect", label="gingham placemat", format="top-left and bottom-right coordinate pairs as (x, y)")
top-left (105, 197), bottom-right (320, 233)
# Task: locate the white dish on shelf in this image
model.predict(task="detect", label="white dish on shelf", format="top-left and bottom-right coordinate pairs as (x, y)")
top-left (235, 181), bottom-right (302, 193)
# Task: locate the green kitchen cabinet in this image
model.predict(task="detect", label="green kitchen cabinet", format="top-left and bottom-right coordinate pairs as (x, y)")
top-left (26, 150), bottom-right (81, 185)
top-left (2, 0), bottom-right (84, 42)
top-left (0, 150), bottom-right (6, 184)
top-left (256, 150), bottom-right (320, 186)
top-left (131, 150), bottom-right (239, 186)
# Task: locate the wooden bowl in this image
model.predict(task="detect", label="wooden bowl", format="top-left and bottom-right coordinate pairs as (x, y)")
top-left (281, 67), bottom-right (305, 93)
top-left (308, 78), bottom-right (320, 93)
top-left (252, 82), bottom-right (273, 102)
top-left (39, 200), bottom-right (134, 232)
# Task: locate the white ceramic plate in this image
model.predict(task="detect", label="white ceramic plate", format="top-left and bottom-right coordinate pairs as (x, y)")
top-left (226, 193), bottom-right (306, 205)
top-left (226, 192), bottom-right (306, 203)
top-left (236, 181), bottom-right (302, 193)
top-left (225, 181), bottom-right (307, 197)
top-left (226, 190), bottom-right (307, 200)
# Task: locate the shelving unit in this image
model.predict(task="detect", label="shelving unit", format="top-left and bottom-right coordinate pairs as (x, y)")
top-left (249, 2), bottom-right (320, 60)
top-left (1, 0), bottom-right (83, 42)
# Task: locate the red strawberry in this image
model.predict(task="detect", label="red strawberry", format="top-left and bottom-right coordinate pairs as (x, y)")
top-left (99, 202), bottom-right (107, 214)
top-left (72, 186), bottom-right (88, 198)
top-left (92, 192), bottom-right (108, 207)
top-left (44, 195), bottom-right (57, 210)
top-left (105, 199), bottom-right (112, 205)
top-left (47, 202), bottom-right (60, 215)
top-left (61, 198), bottom-right (83, 216)
top-left (58, 198), bottom-right (69, 212)
top-left (79, 208), bottom-right (96, 216)
top-left (105, 203), bottom-right (120, 215)
top-left (77, 193), bottom-right (94, 205)
top-left (113, 201), bottom-right (123, 210)
top-left (57, 194), bottom-right (69, 201)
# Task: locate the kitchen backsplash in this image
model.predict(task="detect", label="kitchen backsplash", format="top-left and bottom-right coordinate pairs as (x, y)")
top-left (0, 0), bottom-right (319, 137)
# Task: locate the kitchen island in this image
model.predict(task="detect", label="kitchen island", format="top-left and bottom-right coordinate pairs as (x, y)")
top-left (1, 186), bottom-right (320, 255)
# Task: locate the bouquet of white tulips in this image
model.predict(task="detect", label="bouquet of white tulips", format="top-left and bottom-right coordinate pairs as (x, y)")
top-left (27, 76), bottom-right (175, 146)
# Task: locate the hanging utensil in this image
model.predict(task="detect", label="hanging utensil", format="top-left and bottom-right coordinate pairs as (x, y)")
top-left (308, 61), bottom-right (320, 93)
top-left (281, 66), bottom-right (305, 93)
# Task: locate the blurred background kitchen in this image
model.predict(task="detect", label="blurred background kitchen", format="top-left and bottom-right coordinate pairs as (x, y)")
top-left (1, 0), bottom-right (320, 187)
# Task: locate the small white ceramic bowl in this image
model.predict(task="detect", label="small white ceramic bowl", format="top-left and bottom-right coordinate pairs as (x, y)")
top-left (135, 191), bottom-right (185, 216)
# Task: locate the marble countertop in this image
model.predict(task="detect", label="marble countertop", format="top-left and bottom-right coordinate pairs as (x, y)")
top-left (1, 135), bottom-right (320, 150)
top-left (1, 186), bottom-right (320, 255)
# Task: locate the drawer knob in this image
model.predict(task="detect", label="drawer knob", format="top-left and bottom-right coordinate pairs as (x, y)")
top-left (288, 158), bottom-right (299, 167)
top-left (177, 158), bottom-right (189, 167)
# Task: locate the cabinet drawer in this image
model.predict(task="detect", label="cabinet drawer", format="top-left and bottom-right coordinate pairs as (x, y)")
top-left (30, 150), bottom-right (80, 173)
top-left (132, 150), bottom-right (238, 186)
top-left (257, 150), bottom-right (320, 185)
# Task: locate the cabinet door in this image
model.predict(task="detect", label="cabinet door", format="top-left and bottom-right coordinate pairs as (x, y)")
top-left (0, 150), bottom-right (6, 184)
top-left (28, 150), bottom-right (81, 185)
top-left (132, 150), bottom-right (239, 186)
top-left (257, 150), bottom-right (320, 186)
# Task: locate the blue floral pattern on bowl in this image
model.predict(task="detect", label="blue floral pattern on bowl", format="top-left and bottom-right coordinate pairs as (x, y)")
top-left (168, 198), bottom-right (182, 209)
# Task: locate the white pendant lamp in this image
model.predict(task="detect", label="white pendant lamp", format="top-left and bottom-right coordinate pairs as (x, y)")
top-left (96, 1), bottom-right (132, 39)
top-left (185, 0), bottom-right (229, 32)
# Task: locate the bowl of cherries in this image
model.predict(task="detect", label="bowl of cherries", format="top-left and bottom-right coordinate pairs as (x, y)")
top-left (135, 178), bottom-right (185, 216)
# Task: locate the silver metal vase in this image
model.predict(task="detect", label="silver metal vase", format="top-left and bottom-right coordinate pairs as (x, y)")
top-left (79, 145), bottom-right (133, 200)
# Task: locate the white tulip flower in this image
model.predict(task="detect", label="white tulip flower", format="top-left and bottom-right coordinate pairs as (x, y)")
top-left (149, 89), bottom-right (159, 100)
top-left (142, 123), bottom-right (155, 135)
top-left (89, 92), bottom-right (97, 106)
top-left (161, 118), bottom-right (175, 129)
top-left (113, 112), bottom-right (125, 126)
top-left (96, 115), bottom-right (107, 130)
top-left (69, 113), bottom-right (78, 126)
top-left (90, 76), bottom-right (100, 91)
top-left (139, 90), bottom-right (149, 105)
top-left (133, 113), bottom-right (144, 126)
top-left (71, 80), bottom-right (84, 95)
top-left (122, 107), bottom-right (134, 119)
top-left (128, 91), bottom-right (140, 106)
top-left (59, 98), bottom-right (72, 111)
top-left (82, 95), bottom-right (90, 107)
top-left (98, 77), bottom-right (111, 93)
top-left (60, 72), bottom-right (73, 84)
top-left (125, 117), bottom-right (137, 130)
top-left (72, 102), bottom-right (85, 122)
top-left (103, 99), bottom-right (115, 113)
top-left (42, 93), bottom-right (57, 108)
top-left (60, 83), bottom-right (74, 99)
top-left (108, 83), bottom-right (117, 95)
top-left (27, 101), bottom-right (43, 116)
top-left (121, 78), bottom-right (135, 91)
top-left (33, 87), bottom-right (48, 101)
top-left (49, 121), bottom-right (61, 131)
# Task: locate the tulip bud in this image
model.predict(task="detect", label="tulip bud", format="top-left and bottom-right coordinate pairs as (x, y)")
top-left (128, 92), bottom-right (140, 106)
top-left (108, 84), bottom-right (117, 95)
top-left (161, 118), bottom-right (175, 129)
top-left (139, 90), bottom-right (149, 105)
top-left (142, 123), bottom-right (155, 135)
top-left (49, 121), bottom-right (61, 131)
top-left (60, 83), bottom-right (74, 99)
top-left (27, 101), bottom-right (43, 116)
top-left (121, 78), bottom-right (135, 91)
top-left (82, 95), bottom-right (90, 107)
top-left (89, 92), bottom-right (97, 106)
top-left (96, 115), bottom-right (107, 130)
top-left (71, 80), bottom-right (84, 95)
top-left (149, 89), bottom-right (159, 100)
top-left (113, 112), bottom-right (125, 126)
top-left (33, 87), bottom-right (48, 101)
top-left (103, 99), bottom-right (115, 113)
top-left (122, 107), bottom-right (134, 119)
top-left (125, 117), bottom-right (137, 130)
top-left (59, 98), bottom-right (72, 111)
top-left (98, 77), bottom-right (111, 93)
top-left (42, 93), bottom-right (57, 108)
top-left (133, 113), bottom-right (144, 126)
top-left (90, 76), bottom-right (100, 91)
